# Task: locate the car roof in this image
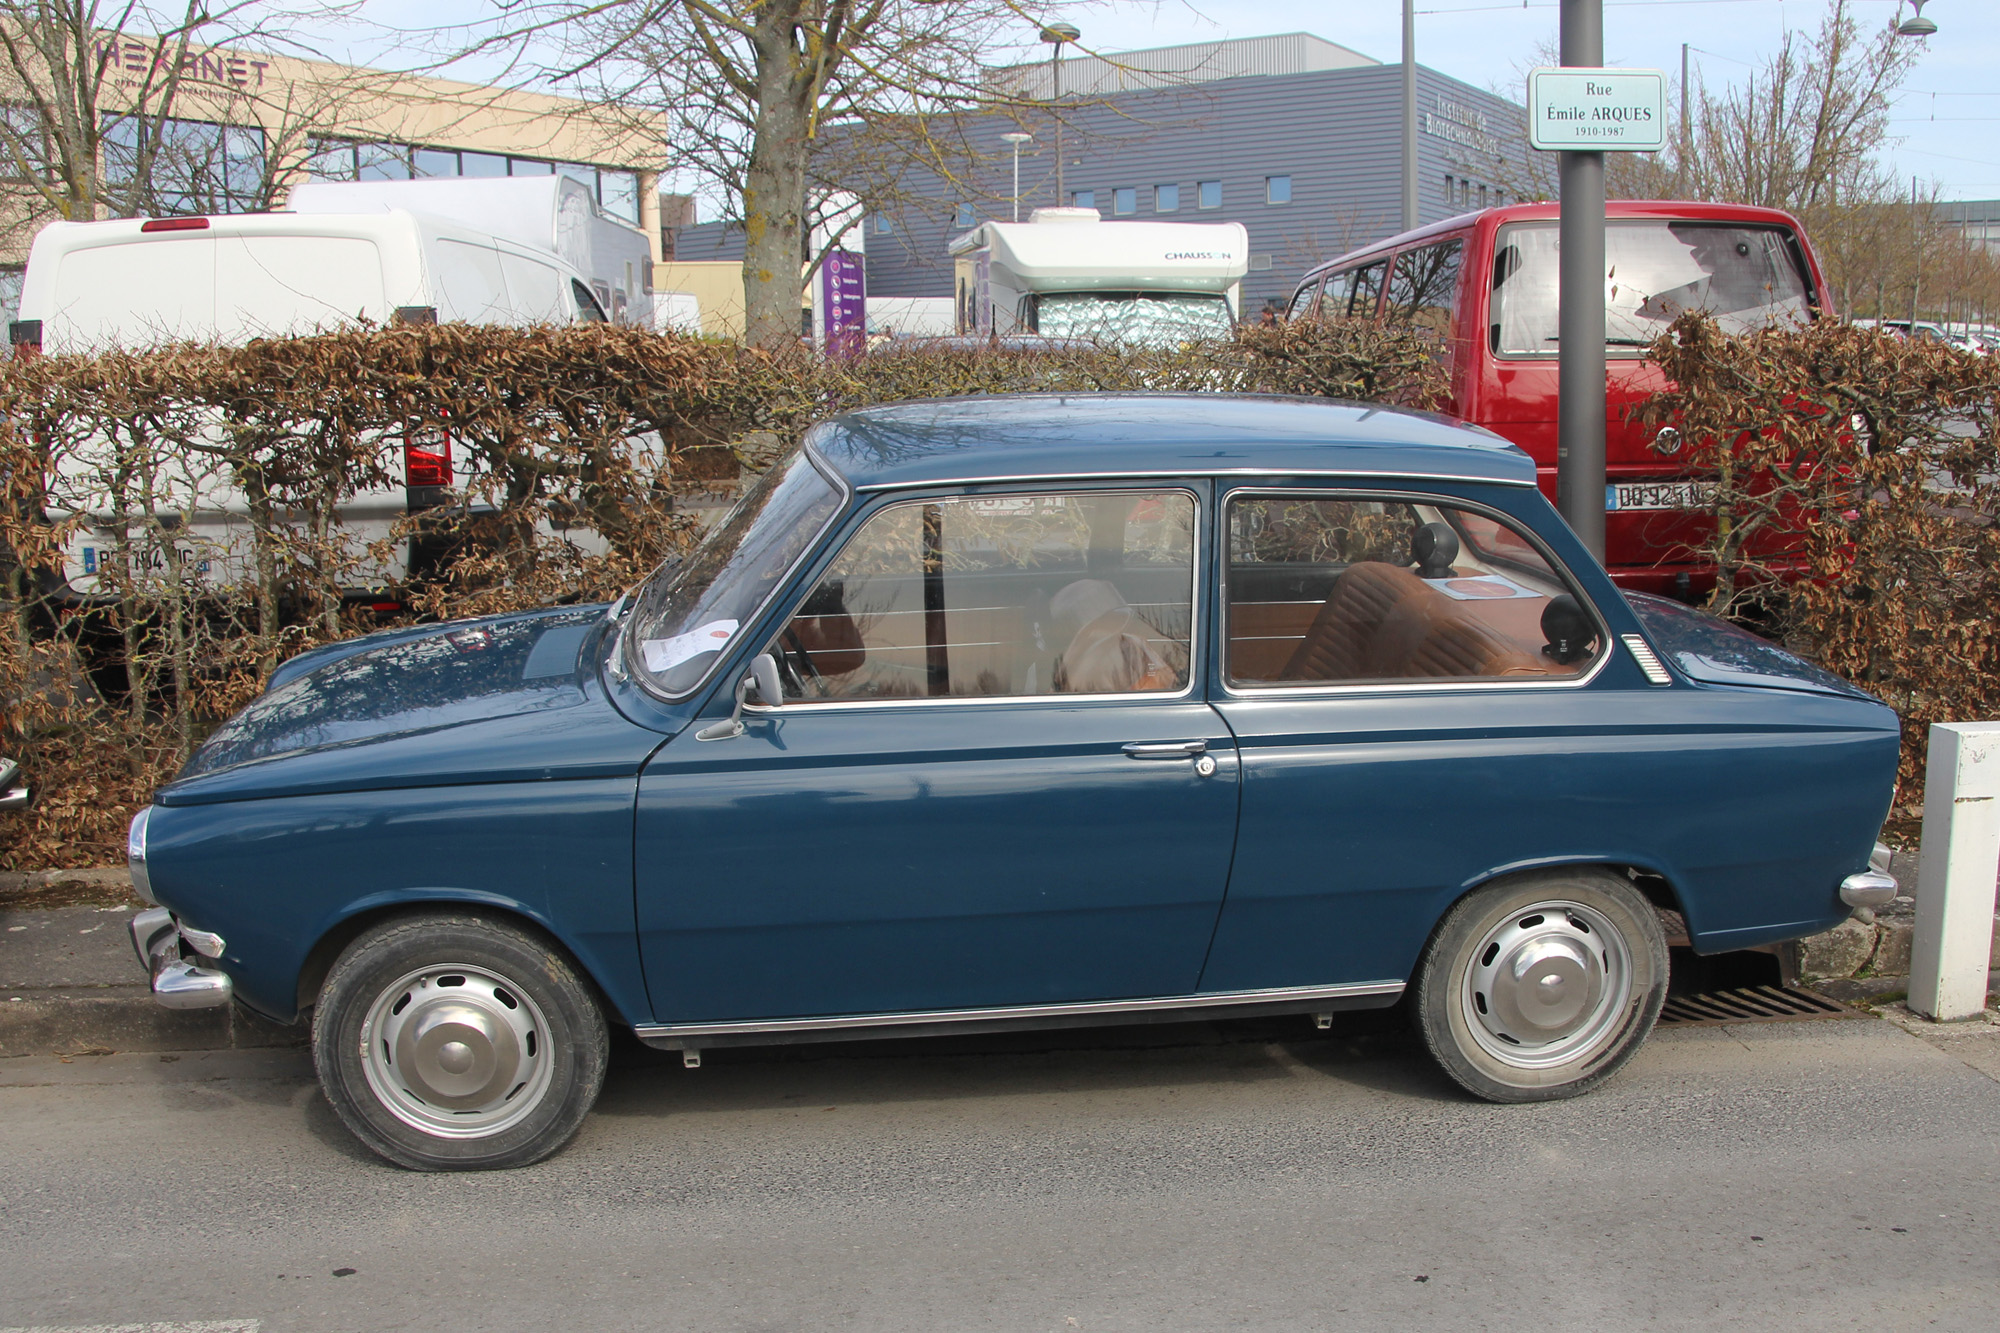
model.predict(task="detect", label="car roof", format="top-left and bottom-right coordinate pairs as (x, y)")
top-left (809, 394), bottom-right (1536, 491)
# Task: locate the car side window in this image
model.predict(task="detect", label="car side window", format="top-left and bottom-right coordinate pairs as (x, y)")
top-left (769, 490), bottom-right (1196, 701)
top-left (1225, 494), bottom-right (1600, 687)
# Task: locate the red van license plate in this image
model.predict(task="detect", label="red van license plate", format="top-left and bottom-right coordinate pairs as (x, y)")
top-left (1607, 481), bottom-right (1717, 511)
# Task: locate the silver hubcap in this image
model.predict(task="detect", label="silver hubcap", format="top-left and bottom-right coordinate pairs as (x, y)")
top-left (1461, 900), bottom-right (1632, 1069)
top-left (360, 964), bottom-right (554, 1139)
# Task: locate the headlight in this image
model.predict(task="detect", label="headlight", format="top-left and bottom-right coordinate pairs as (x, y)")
top-left (128, 805), bottom-right (155, 905)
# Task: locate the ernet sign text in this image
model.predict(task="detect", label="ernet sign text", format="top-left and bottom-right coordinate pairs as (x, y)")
top-left (1528, 68), bottom-right (1667, 152)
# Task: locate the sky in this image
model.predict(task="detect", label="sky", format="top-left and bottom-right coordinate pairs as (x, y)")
top-left (328, 0), bottom-right (1998, 202)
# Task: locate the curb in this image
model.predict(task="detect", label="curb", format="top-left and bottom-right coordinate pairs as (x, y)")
top-left (0, 990), bottom-right (305, 1058)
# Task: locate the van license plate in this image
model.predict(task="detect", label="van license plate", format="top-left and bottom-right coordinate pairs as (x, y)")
top-left (1606, 481), bottom-right (1716, 511)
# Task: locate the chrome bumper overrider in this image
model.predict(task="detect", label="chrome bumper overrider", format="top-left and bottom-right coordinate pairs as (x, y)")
top-left (128, 906), bottom-right (233, 1010)
top-left (1839, 843), bottom-right (1900, 910)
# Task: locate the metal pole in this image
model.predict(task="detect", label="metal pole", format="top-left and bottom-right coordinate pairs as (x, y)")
top-left (1402, 0), bottom-right (1418, 231)
top-left (1013, 142), bottom-right (1021, 221)
top-left (1678, 43), bottom-right (1690, 196)
top-left (1556, 0), bottom-right (1606, 560)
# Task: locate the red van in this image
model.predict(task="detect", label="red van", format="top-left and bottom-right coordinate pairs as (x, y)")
top-left (1286, 201), bottom-right (1829, 595)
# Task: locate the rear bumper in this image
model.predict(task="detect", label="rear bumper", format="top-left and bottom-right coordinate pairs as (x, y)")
top-left (128, 906), bottom-right (234, 1010)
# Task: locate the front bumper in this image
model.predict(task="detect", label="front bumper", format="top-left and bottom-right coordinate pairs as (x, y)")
top-left (128, 906), bottom-right (234, 1010)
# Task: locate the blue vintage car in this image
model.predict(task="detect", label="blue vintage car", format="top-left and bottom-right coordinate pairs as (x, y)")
top-left (125, 395), bottom-right (1901, 1170)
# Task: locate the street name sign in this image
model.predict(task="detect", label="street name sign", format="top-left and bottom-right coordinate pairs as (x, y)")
top-left (1528, 67), bottom-right (1667, 152)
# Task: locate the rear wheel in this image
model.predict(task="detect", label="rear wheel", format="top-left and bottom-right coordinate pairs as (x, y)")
top-left (1414, 870), bottom-right (1667, 1103)
top-left (312, 912), bottom-right (608, 1170)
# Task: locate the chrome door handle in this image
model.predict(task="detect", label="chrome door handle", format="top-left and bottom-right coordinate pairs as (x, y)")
top-left (1122, 740), bottom-right (1208, 760)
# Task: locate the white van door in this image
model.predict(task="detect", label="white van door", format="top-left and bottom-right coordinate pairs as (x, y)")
top-left (497, 250), bottom-right (568, 324)
top-left (430, 237), bottom-right (509, 323)
top-left (214, 234), bottom-right (387, 340)
top-left (48, 237), bottom-right (218, 352)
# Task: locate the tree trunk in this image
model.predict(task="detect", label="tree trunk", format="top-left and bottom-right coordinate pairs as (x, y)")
top-left (740, 0), bottom-right (810, 349)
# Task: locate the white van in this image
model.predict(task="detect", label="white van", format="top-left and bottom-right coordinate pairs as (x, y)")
top-left (948, 208), bottom-right (1249, 345)
top-left (14, 207), bottom-right (617, 603)
top-left (285, 174), bottom-right (655, 329)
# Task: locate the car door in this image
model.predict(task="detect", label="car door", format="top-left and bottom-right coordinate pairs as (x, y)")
top-left (634, 483), bottom-right (1242, 1024)
top-left (1201, 486), bottom-right (1618, 993)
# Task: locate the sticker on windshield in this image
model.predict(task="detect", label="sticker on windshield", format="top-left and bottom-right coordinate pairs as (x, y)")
top-left (642, 619), bottom-right (739, 674)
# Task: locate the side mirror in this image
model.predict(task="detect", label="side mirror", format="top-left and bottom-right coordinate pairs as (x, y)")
top-left (696, 653), bottom-right (783, 741)
top-left (745, 652), bottom-right (783, 707)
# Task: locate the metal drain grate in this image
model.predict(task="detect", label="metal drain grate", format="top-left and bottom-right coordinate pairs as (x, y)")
top-left (1657, 984), bottom-right (1862, 1027)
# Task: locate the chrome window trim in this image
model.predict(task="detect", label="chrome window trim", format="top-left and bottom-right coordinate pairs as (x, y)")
top-left (1217, 485), bottom-right (1613, 699)
top-left (626, 437), bottom-right (852, 704)
top-left (749, 483), bottom-right (1206, 713)
top-left (634, 979), bottom-right (1405, 1041)
top-left (851, 466), bottom-right (1535, 493)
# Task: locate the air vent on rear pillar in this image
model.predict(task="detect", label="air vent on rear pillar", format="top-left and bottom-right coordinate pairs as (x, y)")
top-left (1621, 634), bottom-right (1673, 686)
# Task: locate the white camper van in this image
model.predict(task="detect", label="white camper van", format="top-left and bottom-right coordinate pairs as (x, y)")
top-left (286, 174), bottom-right (656, 329)
top-left (948, 208), bottom-right (1249, 345)
top-left (13, 192), bottom-right (634, 607)
top-left (16, 208), bottom-right (608, 356)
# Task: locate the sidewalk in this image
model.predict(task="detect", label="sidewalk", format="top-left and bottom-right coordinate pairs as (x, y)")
top-left (0, 871), bottom-right (300, 1057)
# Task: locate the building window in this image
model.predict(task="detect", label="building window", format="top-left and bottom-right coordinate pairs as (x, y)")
top-left (1155, 183), bottom-right (1180, 212)
top-left (1265, 175), bottom-right (1291, 205)
top-left (107, 116), bottom-right (267, 213)
top-left (954, 201), bottom-right (976, 228)
top-left (1443, 173), bottom-right (1455, 206)
top-left (1113, 186), bottom-right (1136, 215)
top-left (461, 151), bottom-right (507, 178)
top-left (510, 157), bottom-right (554, 176)
top-left (598, 169), bottom-right (641, 223)
top-left (1197, 180), bottom-right (1221, 210)
top-left (1478, 184), bottom-right (1489, 209)
top-left (1072, 189), bottom-right (1095, 209)
top-left (413, 147), bottom-right (459, 178)
top-left (875, 215), bottom-right (894, 235)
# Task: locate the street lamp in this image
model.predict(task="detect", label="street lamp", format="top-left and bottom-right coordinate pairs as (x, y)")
top-left (1001, 131), bottom-right (1033, 222)
top-left (1041, 22), bottom-right (1080, 205)
top-left (1897, 0), bottom-right (1937, 38)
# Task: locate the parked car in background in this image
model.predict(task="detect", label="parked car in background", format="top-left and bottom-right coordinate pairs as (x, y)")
top-left (124, 394), bottom-right (1901, 1170)
top-left (1288, 201), bottom-right (1832, 598)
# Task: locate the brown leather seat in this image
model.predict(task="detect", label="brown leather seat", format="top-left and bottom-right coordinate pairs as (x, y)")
top-left (1279, 561), bottom-right (1553, 682)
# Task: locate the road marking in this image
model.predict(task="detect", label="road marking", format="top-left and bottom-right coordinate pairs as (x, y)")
top-left (0, 1323), bottom-right (258, 1333)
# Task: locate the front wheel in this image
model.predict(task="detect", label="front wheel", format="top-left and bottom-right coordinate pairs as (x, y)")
top-left (313, 912), bottom-right (608, 1170)
top-left (1413, 870), bottom-right (1667, 1103)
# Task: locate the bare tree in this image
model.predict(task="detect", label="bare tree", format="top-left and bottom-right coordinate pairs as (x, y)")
top-left (507, 0), bottom-right (1054, 347)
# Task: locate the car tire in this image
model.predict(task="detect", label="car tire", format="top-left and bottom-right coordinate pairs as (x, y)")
top-left (1413, 869), bottom-right (1667, 1103)
top-left (312, 911), bottom-right (608, 1171)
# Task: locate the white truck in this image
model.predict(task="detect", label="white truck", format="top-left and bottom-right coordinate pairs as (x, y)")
top-left (948, 208), bottom-right (1249, 346)
top-left (12, 178), bottom-right (653, 607)
top-left (286, 174), bottom-right (656, 330)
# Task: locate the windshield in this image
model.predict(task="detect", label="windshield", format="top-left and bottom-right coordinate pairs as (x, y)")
top-left (1032, 291), bottom-right (1235, 346)
top-left (625, 447), bottom-right (843, 696)
top-left (1491, 220), bottom-right (1812, 358)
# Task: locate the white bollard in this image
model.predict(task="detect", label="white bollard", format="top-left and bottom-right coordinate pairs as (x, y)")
top-left (1909, 721), bottom-right (2000, 1022)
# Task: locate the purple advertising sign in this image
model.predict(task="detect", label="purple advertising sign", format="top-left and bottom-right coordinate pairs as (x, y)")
top-left (819, 251), bottom-right (867, 358)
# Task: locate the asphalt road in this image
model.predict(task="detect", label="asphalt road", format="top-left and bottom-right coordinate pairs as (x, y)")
top-left (2, 1008), bottom-right (1997, 1333)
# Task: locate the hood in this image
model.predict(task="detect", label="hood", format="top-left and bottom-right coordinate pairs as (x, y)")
top-left (1625, 593), bottom-right (1876, 700)
top-left (179, 606), bottom-right (609, 781)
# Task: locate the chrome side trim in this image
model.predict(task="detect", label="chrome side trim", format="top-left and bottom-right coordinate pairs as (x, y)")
top-left (127, 805), bottom-right (155, 904)
top-left (1621, 633), bottom-right (1673, 686)
top-left (852, 467), bottom-right (1535, 493)
top-left (635, 980), bottom-right (1405, 1041)
top-left (129, 905), bottom-right (174, 974)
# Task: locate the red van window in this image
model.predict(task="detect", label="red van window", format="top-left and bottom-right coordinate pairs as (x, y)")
top-left (1490, 220), bottom-right (1811, 358)
top-left (1347, 261), bottom-right (1387, 318)
top-left (1386, 240), bottom-right (1464, 339)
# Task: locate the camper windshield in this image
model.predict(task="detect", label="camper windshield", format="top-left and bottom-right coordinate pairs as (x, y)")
top-left (1033, 292), bottom-right (1234, 346)
top-left (1491, 220), bottom-right (1812, 357)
